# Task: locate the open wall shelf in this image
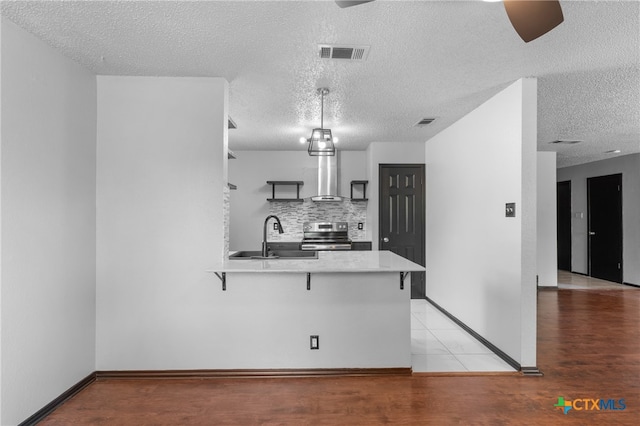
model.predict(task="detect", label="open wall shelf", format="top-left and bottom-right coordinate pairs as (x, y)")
top-left (266, 181), bottom-right (304, 202)
top-left (350, 180), bottom-right (368, 201)
top-left (228, 150), bottom-right (237, 189)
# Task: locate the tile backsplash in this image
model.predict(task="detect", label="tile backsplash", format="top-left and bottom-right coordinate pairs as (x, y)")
top-left (267, 199), bottom-right (367, 241)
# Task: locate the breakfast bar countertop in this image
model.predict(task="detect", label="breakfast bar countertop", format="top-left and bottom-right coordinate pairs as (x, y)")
top-left (207, 250), bottom-right (425, 274)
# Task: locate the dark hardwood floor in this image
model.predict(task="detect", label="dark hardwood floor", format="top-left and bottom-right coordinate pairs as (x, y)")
top-left (39, 272), bottom-right (639, 425)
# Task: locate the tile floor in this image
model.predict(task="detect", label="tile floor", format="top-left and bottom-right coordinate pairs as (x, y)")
top-left (410, 299), bottom-right (516, 373)
top-left (556, 269), bottom-right (632, 290)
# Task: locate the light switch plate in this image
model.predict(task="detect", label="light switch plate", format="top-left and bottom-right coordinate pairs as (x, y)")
top-left (506, 203), bottom-right (516, 217)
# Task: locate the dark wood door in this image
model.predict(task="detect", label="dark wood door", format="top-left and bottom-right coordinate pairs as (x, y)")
top-left (557, 181), bottom-right (572, 271)
top-left (588, 174), bottom-right (623, 283)
top-left (379, 164), bottom-right (425, 299)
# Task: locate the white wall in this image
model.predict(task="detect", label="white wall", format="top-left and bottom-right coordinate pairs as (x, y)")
top-left (96, 76), bottom-right (229, 369)
top-left (229, 151), bottom-right (314, 251)
top-left (537, 152), bottom-right (558, 287)
top-left (166, 272), bottom-right (410, 369)
top-left (557, 153), bottom-right (640, 285)
top-left (365, 142), bottom-right (426, 249)
top-left (425, 79), bottom-right (538, 367)
top-left (1, 17), bottom-right (4, 424)
top-left (1, 19), bottom-right (97, 425)
top-left (228, 150), bottom-right (367, 249)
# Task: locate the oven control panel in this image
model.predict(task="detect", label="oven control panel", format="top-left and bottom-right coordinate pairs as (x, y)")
top-left (303, 222), bottom-right (348, 232)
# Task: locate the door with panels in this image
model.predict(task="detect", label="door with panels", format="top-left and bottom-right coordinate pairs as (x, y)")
top-left (379, 164), bottom-right (426, 299)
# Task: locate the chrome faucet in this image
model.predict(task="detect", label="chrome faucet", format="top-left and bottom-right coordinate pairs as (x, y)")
top-left (262, 215), bottom-right (284, 257)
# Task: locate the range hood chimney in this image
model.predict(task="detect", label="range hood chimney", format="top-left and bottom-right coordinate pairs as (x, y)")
top-left (311, 151), bottom-right (342, 202)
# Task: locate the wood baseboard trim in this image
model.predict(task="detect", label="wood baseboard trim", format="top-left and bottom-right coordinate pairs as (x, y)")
top-left (425, 297), bottom-right (525, 373)
top-left (521, 366), bottom-right (544, 376)
top-left (570, 270), bottom-right (589, 276)
top-left (623, 281), bottom-right (639, 288)
top-left (412, 371), bottom-right (520, 377)
top-left (96, 367), bottom-right (412, 380)
top-left (18, 372), bottom-right (96, 426)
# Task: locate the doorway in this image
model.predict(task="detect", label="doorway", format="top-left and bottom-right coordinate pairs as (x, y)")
top-left (556, 181), bottom-right (572, 271)
top-left (379, 164), bottom-right (426, 299)
top-left (587, 174), bottom-right (623, 283)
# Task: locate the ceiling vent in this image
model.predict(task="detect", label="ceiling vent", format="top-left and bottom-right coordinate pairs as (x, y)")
top-left (319, 44), bottom-right (370, 61)
top-left (549, 139), bottom-right (582, 145)
top-left (414, 118), bottom-right (436, 127)
top-left (228, 117), bottom-right (237, 130)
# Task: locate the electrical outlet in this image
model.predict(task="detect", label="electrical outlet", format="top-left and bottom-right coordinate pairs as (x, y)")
top-left (357, 222), bottom-right (364, 230)
top-left (273, 222), bottom-right (279, 231)
top-left (505, 203), bottom-right (516, 218)
top-left (310, 335), bottom-right (319, 350)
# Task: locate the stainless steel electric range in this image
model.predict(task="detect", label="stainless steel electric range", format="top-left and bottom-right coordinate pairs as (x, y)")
top-left (301, 222), bottom-right (352, 251)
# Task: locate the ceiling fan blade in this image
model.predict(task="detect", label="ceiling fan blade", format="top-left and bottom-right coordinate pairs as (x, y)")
top-left (335, 1), bottom-right (375, 9)
top-left (503, 0), bottom-right (564, 43)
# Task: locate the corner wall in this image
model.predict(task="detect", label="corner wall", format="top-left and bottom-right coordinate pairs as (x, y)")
top-left (1, 19), bottom-right (97, 425)
top-left (557, 153), bottom-right (640, 285)
top-left (537, 152), bottom-right (558, 287)
top-left (425, 79), bottom-right (538, 367)
top-left (96, 76), bottom-right (229, 369)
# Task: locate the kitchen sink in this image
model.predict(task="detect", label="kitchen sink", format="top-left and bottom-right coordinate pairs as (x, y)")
top-left (229, 250), bottom-right (318, 260)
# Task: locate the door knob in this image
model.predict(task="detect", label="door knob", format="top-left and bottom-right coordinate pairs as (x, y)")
top-left (383, 237), bottom-right (389, 242)
top-left (589, 231), bottom-right (596, 236)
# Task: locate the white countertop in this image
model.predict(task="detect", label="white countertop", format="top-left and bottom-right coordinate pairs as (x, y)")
top-left (207, 250), bottom-right (425, 273)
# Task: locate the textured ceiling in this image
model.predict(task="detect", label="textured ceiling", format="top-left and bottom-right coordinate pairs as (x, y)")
top-left (2, 0), bottom-right (639, 167)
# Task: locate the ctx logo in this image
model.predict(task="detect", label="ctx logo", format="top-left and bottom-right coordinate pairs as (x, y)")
top-left (554, 397), bottom-right (626, 414)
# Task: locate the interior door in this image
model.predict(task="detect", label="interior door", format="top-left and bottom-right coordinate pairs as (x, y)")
top-left (379, 164), bottom-right (425, 299)
top-left (557, 181), bottom-right (572, 271)
top-left (588, 174), bottom-right (623, 283)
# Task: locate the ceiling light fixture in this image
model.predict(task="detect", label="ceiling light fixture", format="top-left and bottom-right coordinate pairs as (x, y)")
top-left (304, 88), bottom-right (336, 156)
top-left (605, 149), bottom-right (621, 154)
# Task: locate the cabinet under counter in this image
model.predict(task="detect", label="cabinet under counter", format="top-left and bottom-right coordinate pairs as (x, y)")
top-left (351, 241), bottom-right (372, 251)
top-left (265, 241), bottom-right (301, 251)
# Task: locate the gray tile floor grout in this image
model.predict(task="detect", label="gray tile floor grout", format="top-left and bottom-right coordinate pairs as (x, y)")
top-left (410, 299), bottom-right (516, 373)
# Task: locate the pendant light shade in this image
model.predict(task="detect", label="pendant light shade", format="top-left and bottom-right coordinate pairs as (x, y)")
top-left (306, 88), bottom-right (336, 156)
top-left (308, 128), bottom-right (335, 156)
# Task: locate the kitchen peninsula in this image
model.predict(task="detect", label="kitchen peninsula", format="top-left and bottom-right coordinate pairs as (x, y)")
top-left (207, 251), bottom-right (424, 371)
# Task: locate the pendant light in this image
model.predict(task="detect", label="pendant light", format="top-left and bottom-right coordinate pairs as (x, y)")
top-left (306, 88), bottom-right (336, 156)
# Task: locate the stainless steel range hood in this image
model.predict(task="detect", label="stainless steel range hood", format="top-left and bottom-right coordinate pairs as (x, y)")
top-left (311, 152), bottom-right (342, 202)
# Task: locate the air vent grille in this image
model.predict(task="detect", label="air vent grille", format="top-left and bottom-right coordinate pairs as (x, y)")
top-left (352, 48), bottom-right (366, 60)
top-left (332, 47), bottom-right (353, 59)
top-left (549, 140), bottom-right (582, 145)
top-left (318, 44), bottom-right (370, 61)
top-left (320, 47), bottom-right (331, 58)
top-left (415, 118), bottom-right (436, 127)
